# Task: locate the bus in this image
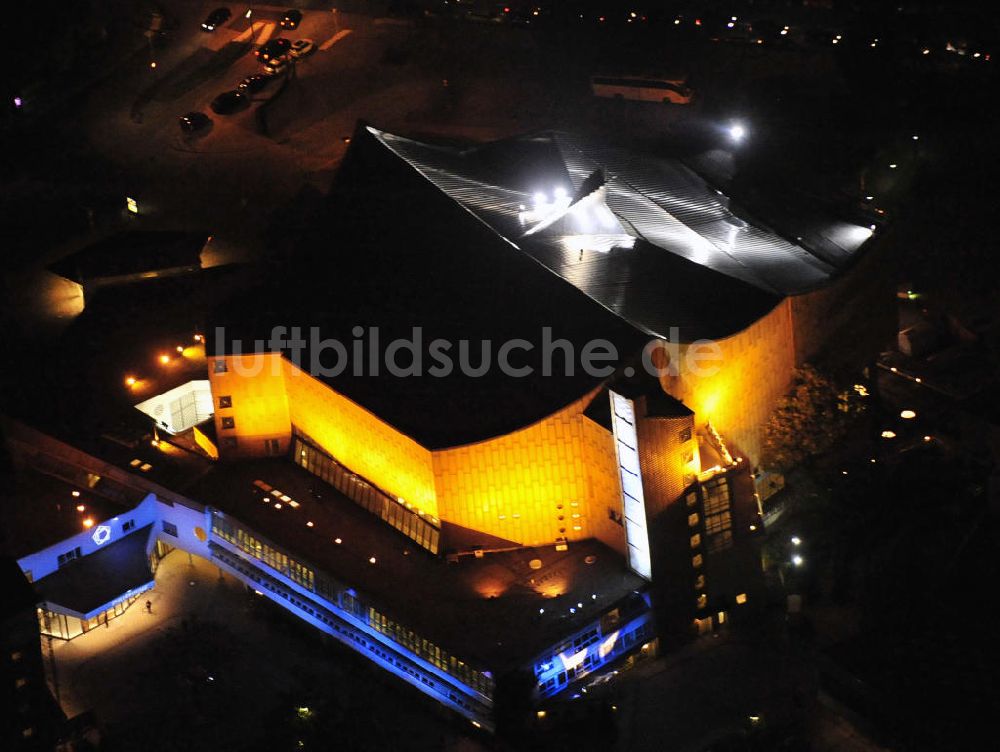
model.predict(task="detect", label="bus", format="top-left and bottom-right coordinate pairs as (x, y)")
top-left (590, 74), bottom-right (694, 104)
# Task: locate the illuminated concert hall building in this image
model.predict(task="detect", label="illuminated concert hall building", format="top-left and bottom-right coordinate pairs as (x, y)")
top-left (3, 126), bottom-right (891, 731)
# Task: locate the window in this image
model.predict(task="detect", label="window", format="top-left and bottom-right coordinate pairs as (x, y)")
top-left (689, 533), bottom-right (701, 549)
top-left (221, 416), bottom-right (236, 430)
top-left (679, 427), bottom-right (692, 443)
top-left (57, 547), bottom-right (82, 567)
top-left (705, 511), bottom-right (731, 535)
top-left (213, 360), bottom-right (227, 373)
top-left (219, 395), bottom-right (232, 408)
top-left (264, 438), bottom-right (281, 455)
top-left (692, 554), bottom-right (703, 568)
top-left (223, 437), bottom-right (238, 449)
top-left (687, 512), bottom-right (699, 528)
top-left (122, 520), bottom-right (135, 532)
top-left (162, 521), bottom-right (178, 537)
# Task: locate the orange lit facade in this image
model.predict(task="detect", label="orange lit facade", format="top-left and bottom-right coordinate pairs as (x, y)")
top-left (660, 299), bottom-right (796, 464)
top-left (207, 255), bottom-right (891, 560)
top-left (208, 352), bottom-right (700, 557)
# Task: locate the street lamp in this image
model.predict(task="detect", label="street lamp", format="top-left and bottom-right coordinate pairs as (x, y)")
top-left (728, 122), bottom-right (747, 144)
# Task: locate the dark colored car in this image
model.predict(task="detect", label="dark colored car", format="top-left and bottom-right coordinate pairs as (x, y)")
top-left (256, 37), bottom-right (291, 64)
top-left (210, 90), bottom-right (248, 114)
top-left (201, 7), bottom-right (231, 32)
top-left (280, 9), bottom-right (303, 29)
top-left (179, 112), bottom-right (212, 133)
top-left (237, 74), bottom-right (271, 93)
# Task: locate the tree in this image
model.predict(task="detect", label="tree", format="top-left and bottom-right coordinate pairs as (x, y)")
top-left (761, 365), bottom-right (864, 471)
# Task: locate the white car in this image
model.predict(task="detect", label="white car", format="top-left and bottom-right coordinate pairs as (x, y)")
top-left (289, 39), bottom-right (316, 59)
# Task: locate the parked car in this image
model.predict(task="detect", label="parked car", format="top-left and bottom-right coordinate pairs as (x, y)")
top-left (289, 38), bottom-right (315, 58)
top-left (201, 7), bottom-right (231, 32)
top-left (256, 37), bottom-right (291, 64)
top-left (210, 90), bottom-right (248, 114)
top-left (179, 112), bottom-right (212, 133)
top-left (280, 9), bottom-right (303, 29)
top-left (237, 74), bottom-right (271, 93)
top-left (262, 58), bottom-right (289, 76)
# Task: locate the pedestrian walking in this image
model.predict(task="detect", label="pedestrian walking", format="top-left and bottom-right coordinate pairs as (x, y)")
top-left (145, 599), bottom-right (152, 614)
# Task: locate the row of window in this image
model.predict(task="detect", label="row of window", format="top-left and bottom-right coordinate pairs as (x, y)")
top-left (293, 435), bottom-right (440, 554)
top-left (537, 617), bottom-right (656, 698)
top-left (212, 516), bottom-right (315, 590)
top-left (368, 607), bottom-right (493, 697)
top-left (209, 544), bottom-right (494, 720)
top-left (210, 514), bottom-right (489, 696)
top-left (57, 547), bottom-right (82, 567)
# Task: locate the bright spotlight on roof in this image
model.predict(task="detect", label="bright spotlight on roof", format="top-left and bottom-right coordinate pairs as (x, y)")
top-left (728, 123), bottom-right (746, 143)
top-left (533, 192), bottom-right (547, 206)
top-left (553, 186), bottom-right (568, 200)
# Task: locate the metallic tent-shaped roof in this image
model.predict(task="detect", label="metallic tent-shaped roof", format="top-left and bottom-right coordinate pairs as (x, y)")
top-left (368, 127), bottom-right (874, 340)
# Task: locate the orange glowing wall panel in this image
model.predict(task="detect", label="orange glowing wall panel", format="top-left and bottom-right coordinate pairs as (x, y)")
top-left (660, 300), bottom-right (796, 465)
top-left (280, 360), bottom-right (438, 518)
top-left (581, 411), bottom-right (628, 557)
top-left (208, 353), bottom-right (292, 458)
top-left (433, 390), bottom-right (622, 548)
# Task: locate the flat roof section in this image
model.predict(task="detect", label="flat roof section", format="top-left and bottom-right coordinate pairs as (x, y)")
top-left (0, 465), bottom-right (133, 560)
top-left (34, 524), bottom-right (154, 616)
top-left (189, 459), bottom-right (645, 671)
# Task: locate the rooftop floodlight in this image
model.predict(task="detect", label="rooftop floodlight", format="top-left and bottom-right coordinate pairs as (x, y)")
top-left (792, 554), bottom-right (804, 567)
top-left (728, 122), bottom-right (746, 144)
top-left (533, 191), bottom-right (547, 206)
top-left (553, 186), bottom-right (568, 200)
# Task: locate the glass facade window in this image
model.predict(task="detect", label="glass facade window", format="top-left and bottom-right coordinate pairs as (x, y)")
top-left (368, 607), bottom-right (493, 697)
top-left (37, 588), bottom-right (151, 641)
top-left (210, 513), bottom-right (493, 700)
top-left (292, 434), bottom-right (440, 554)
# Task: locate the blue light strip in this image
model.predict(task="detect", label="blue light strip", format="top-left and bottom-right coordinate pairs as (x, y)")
top-left (208, 542), bottom-right (494, 731)
top-left (531, 594), bottom-right (655, 700)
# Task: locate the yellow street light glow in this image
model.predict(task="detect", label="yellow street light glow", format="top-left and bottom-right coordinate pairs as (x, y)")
top-left (159, 354), bottom-right (171, 365)
top-left (900, 409), bottom-right (917, 419)
top-left (83, 517), bottom-right (95, 528)
top-left (71, 490), bottom-right (80, 497)
top-left (882, 430), bottom-right (897, 438)
top-left (76, 504), bottom-right (85, 512)
top-left (334, 537), bottom-right (342, 544)
top-left (369, 556), bottom-right (377, 564)
top-left (125, 375), bottom-right (137, 387)
top-left (923, 435), bottom-right (932, 442)
top-left (306, 521), bottom-right (314, 527)
top-left (537, 710), bottom-right (547, 719)
top-left (176, 345), bottom-right (184, 353)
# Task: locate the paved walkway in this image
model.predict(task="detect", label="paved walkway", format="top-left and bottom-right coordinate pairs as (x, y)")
top-left (44, 549), bottom-right (470, 751)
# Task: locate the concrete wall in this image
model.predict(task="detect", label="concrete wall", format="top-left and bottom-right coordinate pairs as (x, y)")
top-left (636, 410), bottom-right (698, 522)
